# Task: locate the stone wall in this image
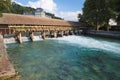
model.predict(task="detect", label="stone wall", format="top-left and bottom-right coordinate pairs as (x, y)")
top-left (86, 30), bottom-right (120, 39)
top-left (0, 35), bottom-right (15, 79)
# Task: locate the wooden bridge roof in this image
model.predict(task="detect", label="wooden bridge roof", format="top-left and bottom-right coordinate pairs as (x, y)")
top-left (0, 13), bottom-right (85, 27)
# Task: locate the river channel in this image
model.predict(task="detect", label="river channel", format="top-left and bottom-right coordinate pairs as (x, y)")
top-left (6, 35), bottom-right (120, 80)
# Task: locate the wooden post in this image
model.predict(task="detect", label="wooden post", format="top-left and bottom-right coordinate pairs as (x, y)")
top-left (5, 28), bottom-right (6, 34)
top-left (9, 27), bottom-right (11, 34)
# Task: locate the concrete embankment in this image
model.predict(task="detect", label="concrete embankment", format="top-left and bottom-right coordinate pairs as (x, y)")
top-left (0, 35), bottom-right (15, 80)
top-left (85, 30), bottom-right (120, 39)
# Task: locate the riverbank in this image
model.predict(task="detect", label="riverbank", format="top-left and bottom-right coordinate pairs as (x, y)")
top-left (85, 30), bottom-right (120, 39)
top-left (0, 35), bottom-right (15, 80)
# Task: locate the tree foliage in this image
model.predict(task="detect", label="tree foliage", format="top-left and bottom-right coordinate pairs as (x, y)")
top-left (0, 0), bottom-right (11, 17)
top-left (10, 2), bottom-right (35, 14)
top-left (0, 1), bottom-right (35, 15)
top-left (0, 1), bottom-right (62, 20)
top-left (108, 0), bottom-right (120, 25)
top-left (45, 13), bottom-right (63, 20)
top-left (79, 0), bottom-right (120, 30)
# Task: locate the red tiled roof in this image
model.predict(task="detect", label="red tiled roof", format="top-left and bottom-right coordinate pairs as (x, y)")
top-left (0, 13), bottom-right (85, 27)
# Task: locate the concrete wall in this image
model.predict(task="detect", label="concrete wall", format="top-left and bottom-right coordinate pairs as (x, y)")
top-left (0, 35), bottom-right (15, 79)
top-left (86, 30), bottom-right (120, 39)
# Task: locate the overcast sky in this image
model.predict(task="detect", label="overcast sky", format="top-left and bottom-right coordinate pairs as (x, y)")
top-left (12, 0), bottom-right (85, 21)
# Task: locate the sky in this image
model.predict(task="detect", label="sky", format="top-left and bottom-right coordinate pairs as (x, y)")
top-left (12, 0), bottom-right (85, 21)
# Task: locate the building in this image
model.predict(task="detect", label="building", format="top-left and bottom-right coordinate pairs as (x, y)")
top-left (23, 11), bottom-right (34, 16)
top-left (35, 8), bottom-right (46, 17)
top-left (108, 19), bottom-right (120, 31)
top-left (109, 19), bottom-right (117, 26)
top-left (23, 8), bottom-right (55, 18)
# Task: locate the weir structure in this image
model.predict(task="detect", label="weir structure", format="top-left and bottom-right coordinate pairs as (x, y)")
top-left (0, 13), bottom-right (87, 43)
top-left (0, 13), bottom-right (87, 79)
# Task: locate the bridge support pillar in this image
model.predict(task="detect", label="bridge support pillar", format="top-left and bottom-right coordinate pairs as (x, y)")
top-left (57, 31), bottom-right (63, 37)
top-left (61, 31), bottom-right (64, 37)
top-left (74, 30), bottom-right (78, 35)
top-left (64, 30), bottom-right (69, 36)
top-left (50, 31), bottom-right (57, 38)
top-left (17, 32), bottom-right (22, 44)
top-left (78, 30), bottom-right (82, 35)
top-left (54, 31), bottom-right (57, 38)
top-left (69, 30), bottom-right (74, 35)
top-left (42, 31), bottom-right (46, 39)
top-left (30, 32), bottom-right (34, 42)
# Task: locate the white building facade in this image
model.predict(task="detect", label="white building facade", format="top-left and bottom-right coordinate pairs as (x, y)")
top-left (35, 8), bottom-right (46, 17)
top-left (109, 19), bottom-right (117, 26)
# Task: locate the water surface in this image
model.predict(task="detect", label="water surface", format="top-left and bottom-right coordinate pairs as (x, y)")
top-left (7, 36), bottom-right (120, 80)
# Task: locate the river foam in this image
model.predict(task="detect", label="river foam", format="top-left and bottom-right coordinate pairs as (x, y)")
top-left (53, 35), bottom-right (120, 54)
top-left (5, 35), bottom-right (120, 54)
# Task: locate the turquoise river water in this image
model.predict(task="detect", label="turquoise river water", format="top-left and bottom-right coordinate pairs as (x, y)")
top-left (7, 35), bottom-right (120, 80)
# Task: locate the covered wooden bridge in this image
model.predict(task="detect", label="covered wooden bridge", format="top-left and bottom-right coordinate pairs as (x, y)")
top-left (0, 13), bottom-right (86, 34)
top-left (0, 13), bottom-right (87, 43)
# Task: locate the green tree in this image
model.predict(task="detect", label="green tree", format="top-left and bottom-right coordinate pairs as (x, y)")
top-left (10, 2), bottom-right (24, 14)
top-left (46, 12), bottom-right (63, 20)
top-left (78, 13), bottom-right (82, 22)
top-left (0, 0), bottom-right (11, 17)
top-left (79, 0), bottom-right (112, 31)
top-left (108, 0), bottom-right (120, 25)
top-left (10, 2), bottom-right (35, 14)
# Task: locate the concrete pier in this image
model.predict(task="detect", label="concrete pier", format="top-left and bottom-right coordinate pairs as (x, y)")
top-left (64, 30), bottom-right (69, 36)
top-left (0, 35), bottom-right (15, 79)
top-left (50, 31), bottom-right (53, 38)
top-left (42, 31), bottom-right (46, 39)
top-left (29, 32), bottom-right (34, 42)
top-left (50, 31), bottom-right (56, 38)
top-left (57, 31), bottom-right (63, 37)
top-left (3, 29), bottom-right (84, 44)
top-left (17, 32), bottom-right (22, 44)
top-left (69, 30), bottom-right (74, 35)
top-left (53, 31), bottom-right (57, 38)
top-left (74, 30), bottom-right (78, 35)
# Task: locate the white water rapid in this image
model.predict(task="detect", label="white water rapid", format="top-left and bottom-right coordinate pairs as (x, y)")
top-left (54, 35), bottom-right (120, 54)
top-left (4, 35), bottom-right (120, 54)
